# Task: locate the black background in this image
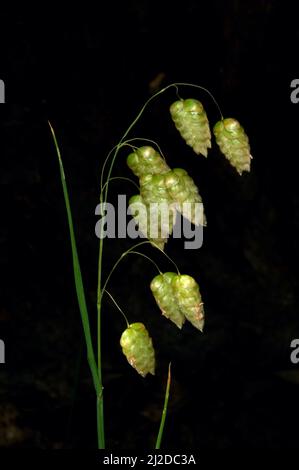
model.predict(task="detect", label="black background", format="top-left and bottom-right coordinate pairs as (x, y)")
top-left (1, 0), bottom-right (299, 449)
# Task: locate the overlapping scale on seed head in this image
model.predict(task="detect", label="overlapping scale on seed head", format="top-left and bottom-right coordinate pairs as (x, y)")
top-left (213, 118), bottom-right (252, 175)
top-left (172, 275), bottom-right (204, 331)
top-left (170, 99), bottom-right (211, 157)
top-left (128, 194), bottom-right (167, 250)
top-left (127, 146), bottom-right (170, 178)
top-left (120, 322), bottom-right (155, 377)
top-left (150, 272), bottom-right (185, 328)
top-left (164, 168), bottom-right (206, 226)
top-left (140, 174), bottom-right (170, 204)
top-left (140, 173), bottom-right (177, 242)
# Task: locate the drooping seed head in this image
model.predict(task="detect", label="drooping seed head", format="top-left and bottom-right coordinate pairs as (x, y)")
top-left (170, 98), bottom-right (211, 157)
top-left (164, 169), bottom-right (206, 226)
top-left (127, 146), bottom-right (170, 178)
top-left (150, 272), bottom-right (185, 329)
top-left (172, 274), bottom-right (205, 331)
top-left (120, 322), bottom-right (155, 377)
top-left (128, 194), bottom-right (166, 250)
top-left (213, 118), bottom-right (252, 175)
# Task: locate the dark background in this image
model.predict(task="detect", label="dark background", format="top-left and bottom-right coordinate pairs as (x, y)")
top-left (1, 0), bottom-right (299, 449)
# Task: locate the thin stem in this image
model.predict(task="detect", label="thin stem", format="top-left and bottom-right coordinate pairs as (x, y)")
top-left (124, 137), bottom-right (168, 162)
top-left (105, 290), bottom-right (129, 327)
top-left (100, 138), bottom-right (167, 200)
top-left (103, 86), bottom-right (173, 207)
top-left (173, 82), bottom-right (223, 120)
top-left (127, 251), bottom-right (162, 274)
top-left (102, 242), bottom-right (162, 294)
top-left (96, 240), bottom-right (152, 449)
top-left (97, 234), bottom-right (105, 449)
top-left (101, 176), bottom-right (139, 196)
top-left (100, 141), bottom-right (139, 195)
top-left (100, 143), bottom-right (123, 195)
top-left (153, 243), bottom-right (180, 275)
top-left (155, 363), bottom-right (172, 449)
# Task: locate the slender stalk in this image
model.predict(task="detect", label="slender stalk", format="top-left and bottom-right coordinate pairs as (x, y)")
top-left (152, 244), bottom-right (180, 275)
top-left (102, 242), bottom-right (162, 294)
top-left (155, 363), bottom-right (172, 449)
top-left (101, 176), bottom-right (139, 195)
top-left (105, 290), bottom-right (129, 327)
top-left (173, 82), bottom-right (223, 119)
top-left (97, 228), bottom-right (105, 448)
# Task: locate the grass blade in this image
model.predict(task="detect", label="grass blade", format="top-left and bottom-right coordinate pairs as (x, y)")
top-left (155, 362), bottom-right (171, 449)
top-left (48, 122), bottom-right (100, 396)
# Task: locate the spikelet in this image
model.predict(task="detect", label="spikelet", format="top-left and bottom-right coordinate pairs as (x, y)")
top-left (164, 168), bottom-right (206, 226)
top-left (120, 323), bottom-right (155, 377)
top-left (170, 99), bottom-right (211, 157)
top-left (127, 146), bottom-right (170, 178)
top-left (128, 194), bottom-right (166, 250)
top-left (150, 272), bottom-right (205, 332)
top-left (140, 174), bottom-right (176, 242)
top-left (140, 173), bottom-right (171, 205)
top-left (150, 272), bottom-right (185, 329)
top-left (172, 275), bottom-right (205, 331)
top-left (213, 118), bottom-right (252, 175)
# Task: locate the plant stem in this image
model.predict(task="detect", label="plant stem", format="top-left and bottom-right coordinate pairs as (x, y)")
top-left (97, 227), bottom-right (105, 448)
top-left (155, 363), bottom-right (172, 449)
top-left (105, 290), bottom-right (129, 327)
top-left (102, 241), bottom-right (162, 294)
top-left (101, 176), bottom-right (139, 195)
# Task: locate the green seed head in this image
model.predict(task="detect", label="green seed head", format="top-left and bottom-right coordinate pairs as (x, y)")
top-left (164, 169), bottom-right (206, 226)
top-left (129, 194), bottom-right (143, 205)
top-left (150, 272), bottom-right (185, 329)
top-left (170, 98), bottom-right (211, 157)
top-left (183, 98), bottom-right (204, 114)
top-left (128, 194), bottom-right (168, 251)
top-left (140, 173), bottom-right (171, 205)
top-left (127, 146), bottom-right (170, 178)
top-left (172, 275), bottom-right (205, 332)
top-left (170, 100), bottom-right (184, 117)
top-left (120, 323), bottom-right (155, 377)
top-left (151, 272), bottom-right (205, 331)
top-left (213, 118), bottom-right (252, 175)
